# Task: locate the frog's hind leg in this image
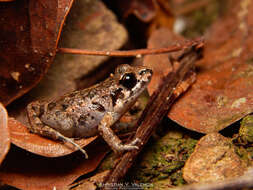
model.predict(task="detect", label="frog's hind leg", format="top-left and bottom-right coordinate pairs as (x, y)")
top-left (26, 101), bottom-right (48, 135)
top-left (41, 125), bottom-right (89, 159)
top-left (26, 101), bottom-right (89, 159)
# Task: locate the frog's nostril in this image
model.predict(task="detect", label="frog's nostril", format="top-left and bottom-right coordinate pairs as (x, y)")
top-left (147, 74), bottom-right (152, 81)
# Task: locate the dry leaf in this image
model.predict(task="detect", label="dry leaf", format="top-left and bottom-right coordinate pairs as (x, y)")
top-left (0, 103), bottom-right (10, 165)
top-left (7, 0), bottom-right (127, 157)
top-left (168, 0), bottom-right (253, 133)
top-left (0, 140), bottom-right (108, 190)
top-left (8, 118), bottom-right (97, 157)
top-left (120, 0), bottom-right (156, 22)
top-left (144, 0), bottom-right (253, 133)
top-left (0, 0), bottom-right (73, 106)
top-left (144, 28), bottom-right (185, 95)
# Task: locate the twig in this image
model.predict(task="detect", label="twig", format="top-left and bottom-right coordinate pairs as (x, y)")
top-left (102, 45), bottom-right (202, 187)
top-left (57, 38), bottom-right (203, 57)
top-left (173, 168), bottom-right (253, 190)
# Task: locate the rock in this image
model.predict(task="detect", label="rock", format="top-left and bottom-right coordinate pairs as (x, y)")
top-left (183, 133), bottom-right (247, 183)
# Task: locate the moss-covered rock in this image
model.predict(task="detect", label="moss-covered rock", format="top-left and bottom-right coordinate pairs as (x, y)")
top-left (128, 132), bottom-right (197, 187)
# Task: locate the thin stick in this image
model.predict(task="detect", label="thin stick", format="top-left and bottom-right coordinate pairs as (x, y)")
top-left (57, 38), bottom-right (203, 57)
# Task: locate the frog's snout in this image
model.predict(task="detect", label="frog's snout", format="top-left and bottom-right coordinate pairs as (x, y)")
top-left (146, 69), bottom-right (153, 81)
top-left (139, 68), bottom-right (153, 82)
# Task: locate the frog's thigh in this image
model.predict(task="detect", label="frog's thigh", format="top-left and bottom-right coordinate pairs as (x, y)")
top-left (27, 101), bottom-right (45, 133)
top-left (98, 112), bottom-right (139, 153)
top-left (27, 101), bottom-right (62, 140)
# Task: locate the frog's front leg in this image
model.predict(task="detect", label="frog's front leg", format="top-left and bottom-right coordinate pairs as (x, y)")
top-left (98, 112), bottom-right (140, 153)
top-left (27, 101), bottom-right (89, 159)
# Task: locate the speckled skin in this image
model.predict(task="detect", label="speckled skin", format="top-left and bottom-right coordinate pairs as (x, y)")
top-left (27, 64), bottom-right (152, 158)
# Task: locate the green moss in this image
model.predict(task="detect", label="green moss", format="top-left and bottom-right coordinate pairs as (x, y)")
top-left (170, 170), bottom-right (185, 186)
top-left (234, 146), bottom-right (251, 166)
top-left (232, 115), bottom-right (253, 166)
top-left (239, 115), bottom-right (253, 143)
top-left (129, 134), bottom-right (197, 186)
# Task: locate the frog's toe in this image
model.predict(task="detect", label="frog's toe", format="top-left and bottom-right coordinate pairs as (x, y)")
top-left (129, 138), bottom-right (141, 146)
top-left (122, 144), bottom-right (139, 151)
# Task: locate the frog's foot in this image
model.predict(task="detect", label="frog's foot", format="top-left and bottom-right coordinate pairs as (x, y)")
top-left (113, 138), bottom-right (140, 152)
top-left (55, 130), bottom-right (89, 159)
top-left (115, 143), bottom-right (139, 152)
top-left (128, 137), bottom-right (140, 146)
top-left (35, 125), bottom-right (89, 159)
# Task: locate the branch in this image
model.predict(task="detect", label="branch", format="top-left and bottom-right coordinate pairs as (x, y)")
top-left (57, 38), bottom-right (204, 57)
top-left (102, 45), bottom-right (202, 187)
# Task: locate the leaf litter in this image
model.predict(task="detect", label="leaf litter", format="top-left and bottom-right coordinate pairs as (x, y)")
top-left (1, 0), bottom-right (253, 189)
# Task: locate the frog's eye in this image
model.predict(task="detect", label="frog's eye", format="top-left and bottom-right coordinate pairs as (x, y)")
top-left (119, 73), bottom-right (137, 89)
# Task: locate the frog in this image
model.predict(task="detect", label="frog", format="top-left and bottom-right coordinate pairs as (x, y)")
top-left (26, 64), bottom-right (153, 158)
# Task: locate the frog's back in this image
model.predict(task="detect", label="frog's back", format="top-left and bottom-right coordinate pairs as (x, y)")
top-left (41, 79), bottom-right (115, 138)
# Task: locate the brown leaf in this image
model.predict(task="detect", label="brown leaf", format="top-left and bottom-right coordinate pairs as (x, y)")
top-left (7, 0), bottom-right (127, 157)
top-left (0, 140), bottom-right (108, 190)
top-left (0, 103), bottom-right (10, 165)
top-left (145, 0), bottom-right (253, 133)
top-left (144, 28), bottom-right (186, 94)
top-left (119, 0), bottom-right (156, 22)
top-left (0, 0), bottom-right (73, 106)
top-left (168, 0), bottom-right (253, 133)
top-left (68, 170), bottom-right (110, 190)
top-left (8, 117), bottom-right (97, 157)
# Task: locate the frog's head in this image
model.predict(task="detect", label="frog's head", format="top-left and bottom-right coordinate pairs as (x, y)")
top-left (112, 64), bottom-right (153, 111)
top-left (116, 64), bottom-right (152, 91)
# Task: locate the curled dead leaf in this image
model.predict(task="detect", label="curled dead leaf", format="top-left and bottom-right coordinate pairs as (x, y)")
top-left (144, 0), bottom-right (253, 133)
top-left (168, 0), bottom-right (253, 133)
top-left (7, 0), bottom-right (127, 157)
top-left (8, 117), bottom-right (97, 157)
top-left (0, 139), bottom-right (108, 190)
top-left (0, 0), bottom-right (74, 106)
top-left (0, 103), bottom-right (10, 165)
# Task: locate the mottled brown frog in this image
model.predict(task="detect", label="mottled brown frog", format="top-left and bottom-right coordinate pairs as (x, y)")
top-left (27, 64), bottom-right (152, 158)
